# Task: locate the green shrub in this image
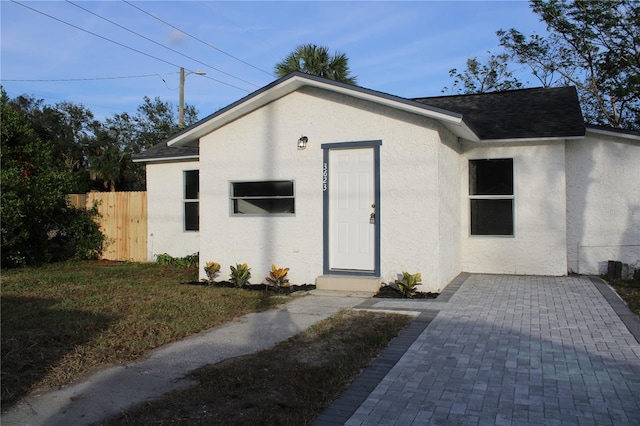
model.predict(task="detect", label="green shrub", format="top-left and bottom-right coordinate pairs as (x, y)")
top-left (230, 263), bottom-right (251, 287)
top-left (1, 200), bottom-right (107, 267)
top-left (155, 253), bottom-right (174, 265)
top-left (53, 203), bottom-right (108, 261)
top-left (0, 91), bottom-right (107, 267)
top-left (395, 272), bottom-right (422, 298)
top-left (155, 253), bottom-right (199, 268)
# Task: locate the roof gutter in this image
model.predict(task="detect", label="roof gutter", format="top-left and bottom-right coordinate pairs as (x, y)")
top-left (585, 125), bottom-right (640, 141)
top-left (474, 135), bottom-right (585, 144)
top-left (132, 154), bottom-right (199, 163)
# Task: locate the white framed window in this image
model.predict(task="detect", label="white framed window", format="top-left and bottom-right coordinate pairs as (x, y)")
top-left (184, 170), bottom-right (199, 231)
top-left (230, 180), bottom-right (295, 215)
top-left (469, 158), bottom-right (514, 236)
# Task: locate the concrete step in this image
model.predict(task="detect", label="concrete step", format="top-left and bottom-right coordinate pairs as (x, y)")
top-left (315, 275), bottom-right (381, 293)
top-left (310, 289), bottom-right (376, 298)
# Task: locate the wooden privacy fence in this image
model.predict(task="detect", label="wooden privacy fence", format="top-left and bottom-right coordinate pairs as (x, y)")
top-left (68, 192), bottom-right (147, 262)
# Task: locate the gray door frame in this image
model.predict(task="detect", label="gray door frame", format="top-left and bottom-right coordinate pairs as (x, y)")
top-left (321, 140), bottom-right (381, 276)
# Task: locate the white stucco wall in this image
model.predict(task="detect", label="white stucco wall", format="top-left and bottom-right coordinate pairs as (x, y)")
top-left (436, 126), bottom-right (463, 290)
top-left (145, 160), bottom-right (200, 261)
top-left (461, 142), bottom-right (568, 276)
top-left (198, 87), bottom-right (453, 290)
top-left (566, 134), bottom-right (640, 274)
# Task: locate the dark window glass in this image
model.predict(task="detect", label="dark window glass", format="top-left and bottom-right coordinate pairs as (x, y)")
top-left (185, 202), bottom-right (199, 231)
top-left (185, 170), bottom-right (199, 199)
top-left (184, 170), bottom-right (199, 231)
top-left (231, 181), bottom-right (295, 215)
top-left (470, 199), bottom-right (513, 235)
top-left (469, 159), bottom-right (513, 195)
top-left (232, 181), bottom-right (293, 198)
top-left (469, 159), bottom-right (514, 236)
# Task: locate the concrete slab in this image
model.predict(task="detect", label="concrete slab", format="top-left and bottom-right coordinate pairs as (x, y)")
top-left (316, 275), bottom-right (381, 292)
top-left (310, 289), bottom-right (377, 298)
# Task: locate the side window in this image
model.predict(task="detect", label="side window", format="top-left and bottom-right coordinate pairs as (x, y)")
top-left (469, 159), bottom-right (514, 236)
top-left (184, 170), bottom-right (199, 231)
top-left (230, 181), bottom-right (295, 215)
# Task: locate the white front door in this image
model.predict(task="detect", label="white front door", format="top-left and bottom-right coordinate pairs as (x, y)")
top-left (328, 148), bottom-right (375, 271)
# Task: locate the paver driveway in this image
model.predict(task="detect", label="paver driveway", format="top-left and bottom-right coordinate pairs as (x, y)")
top-left (319, 274), bottom-right (640, 425)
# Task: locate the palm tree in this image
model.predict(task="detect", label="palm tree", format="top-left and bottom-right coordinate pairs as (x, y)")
top-left (275, 44), bottom-right (357, 84)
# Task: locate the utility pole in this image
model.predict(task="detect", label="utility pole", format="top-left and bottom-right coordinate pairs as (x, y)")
top-left (179, 67), bottom-right (206, 127)
top-left (179, 67), bottom-right (185, 127)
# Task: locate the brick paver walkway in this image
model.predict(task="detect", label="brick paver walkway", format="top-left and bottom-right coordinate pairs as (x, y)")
top-left (317, 274), bottom-right (640, 425)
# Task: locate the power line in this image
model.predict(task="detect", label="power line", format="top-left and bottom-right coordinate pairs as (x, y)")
top-left (66, 0), bottom-right (260, 88)
top-left (123, 0), bottom-right (275, 78)
top-left (2, 73), bottom-right (176, 82)
top-left (2, 72), bottom-right (179, 91)
top-left (10, 0), bottom-right (251, 93)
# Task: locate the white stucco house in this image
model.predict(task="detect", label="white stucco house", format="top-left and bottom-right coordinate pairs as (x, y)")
top-left (133, 72), bottom-right (640, 293)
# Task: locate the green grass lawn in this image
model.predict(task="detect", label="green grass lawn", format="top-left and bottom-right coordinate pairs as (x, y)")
top-left (5, 261), bottom-right (636, 423)
top-left (0, 261), bottom-right (286, 408)
top-left (608, 273), bottom-right (640, 316)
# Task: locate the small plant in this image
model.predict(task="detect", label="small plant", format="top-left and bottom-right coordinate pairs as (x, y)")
top-left (265, 264), bottom-right (290, 289)
top-left (230, 263), bottom-right (251, 288)
top-left (395, 271), bottom-right (422, 298)
top-left (155, 252), bottom-right (199, 268)
top-left (155, 253), bottom-right (175, 265)
top-left (204, 261), bottom-right (221, 284)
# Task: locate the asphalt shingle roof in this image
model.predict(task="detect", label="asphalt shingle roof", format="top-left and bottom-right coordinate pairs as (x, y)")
top-left (412, 86), bottom-right (585, 140)
top-left (132, 140), bottom-right (198, 161)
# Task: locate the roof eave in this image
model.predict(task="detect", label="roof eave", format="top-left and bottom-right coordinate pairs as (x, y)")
top-left (585, 125), bottom-right (640, 140)
top-left (470, 135), bottom-right (585, 144)
top-left (132, 154), bottom-right (199, 163)
top-left (167, 72), bottom-right (477, 147)
top-left (442, 121), bottom-right (480, 142)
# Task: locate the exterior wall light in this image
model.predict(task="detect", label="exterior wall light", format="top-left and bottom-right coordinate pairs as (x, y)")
top-left (297, 136), bottom-right (309, 150)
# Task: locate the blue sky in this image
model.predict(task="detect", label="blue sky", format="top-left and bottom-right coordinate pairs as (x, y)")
top-left (1, 1), bottom-right (548, 121)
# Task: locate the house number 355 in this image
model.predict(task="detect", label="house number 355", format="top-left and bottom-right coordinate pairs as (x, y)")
top-left (322, 163), bottom-right (328, 191)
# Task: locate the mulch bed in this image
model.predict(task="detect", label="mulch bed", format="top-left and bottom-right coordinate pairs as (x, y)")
top-left (185, 281), bottom-right (316, 294)
top-left (374, 285), bottom-right (439, 299)
top-left (185, 281), bottom-right (439, 298)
